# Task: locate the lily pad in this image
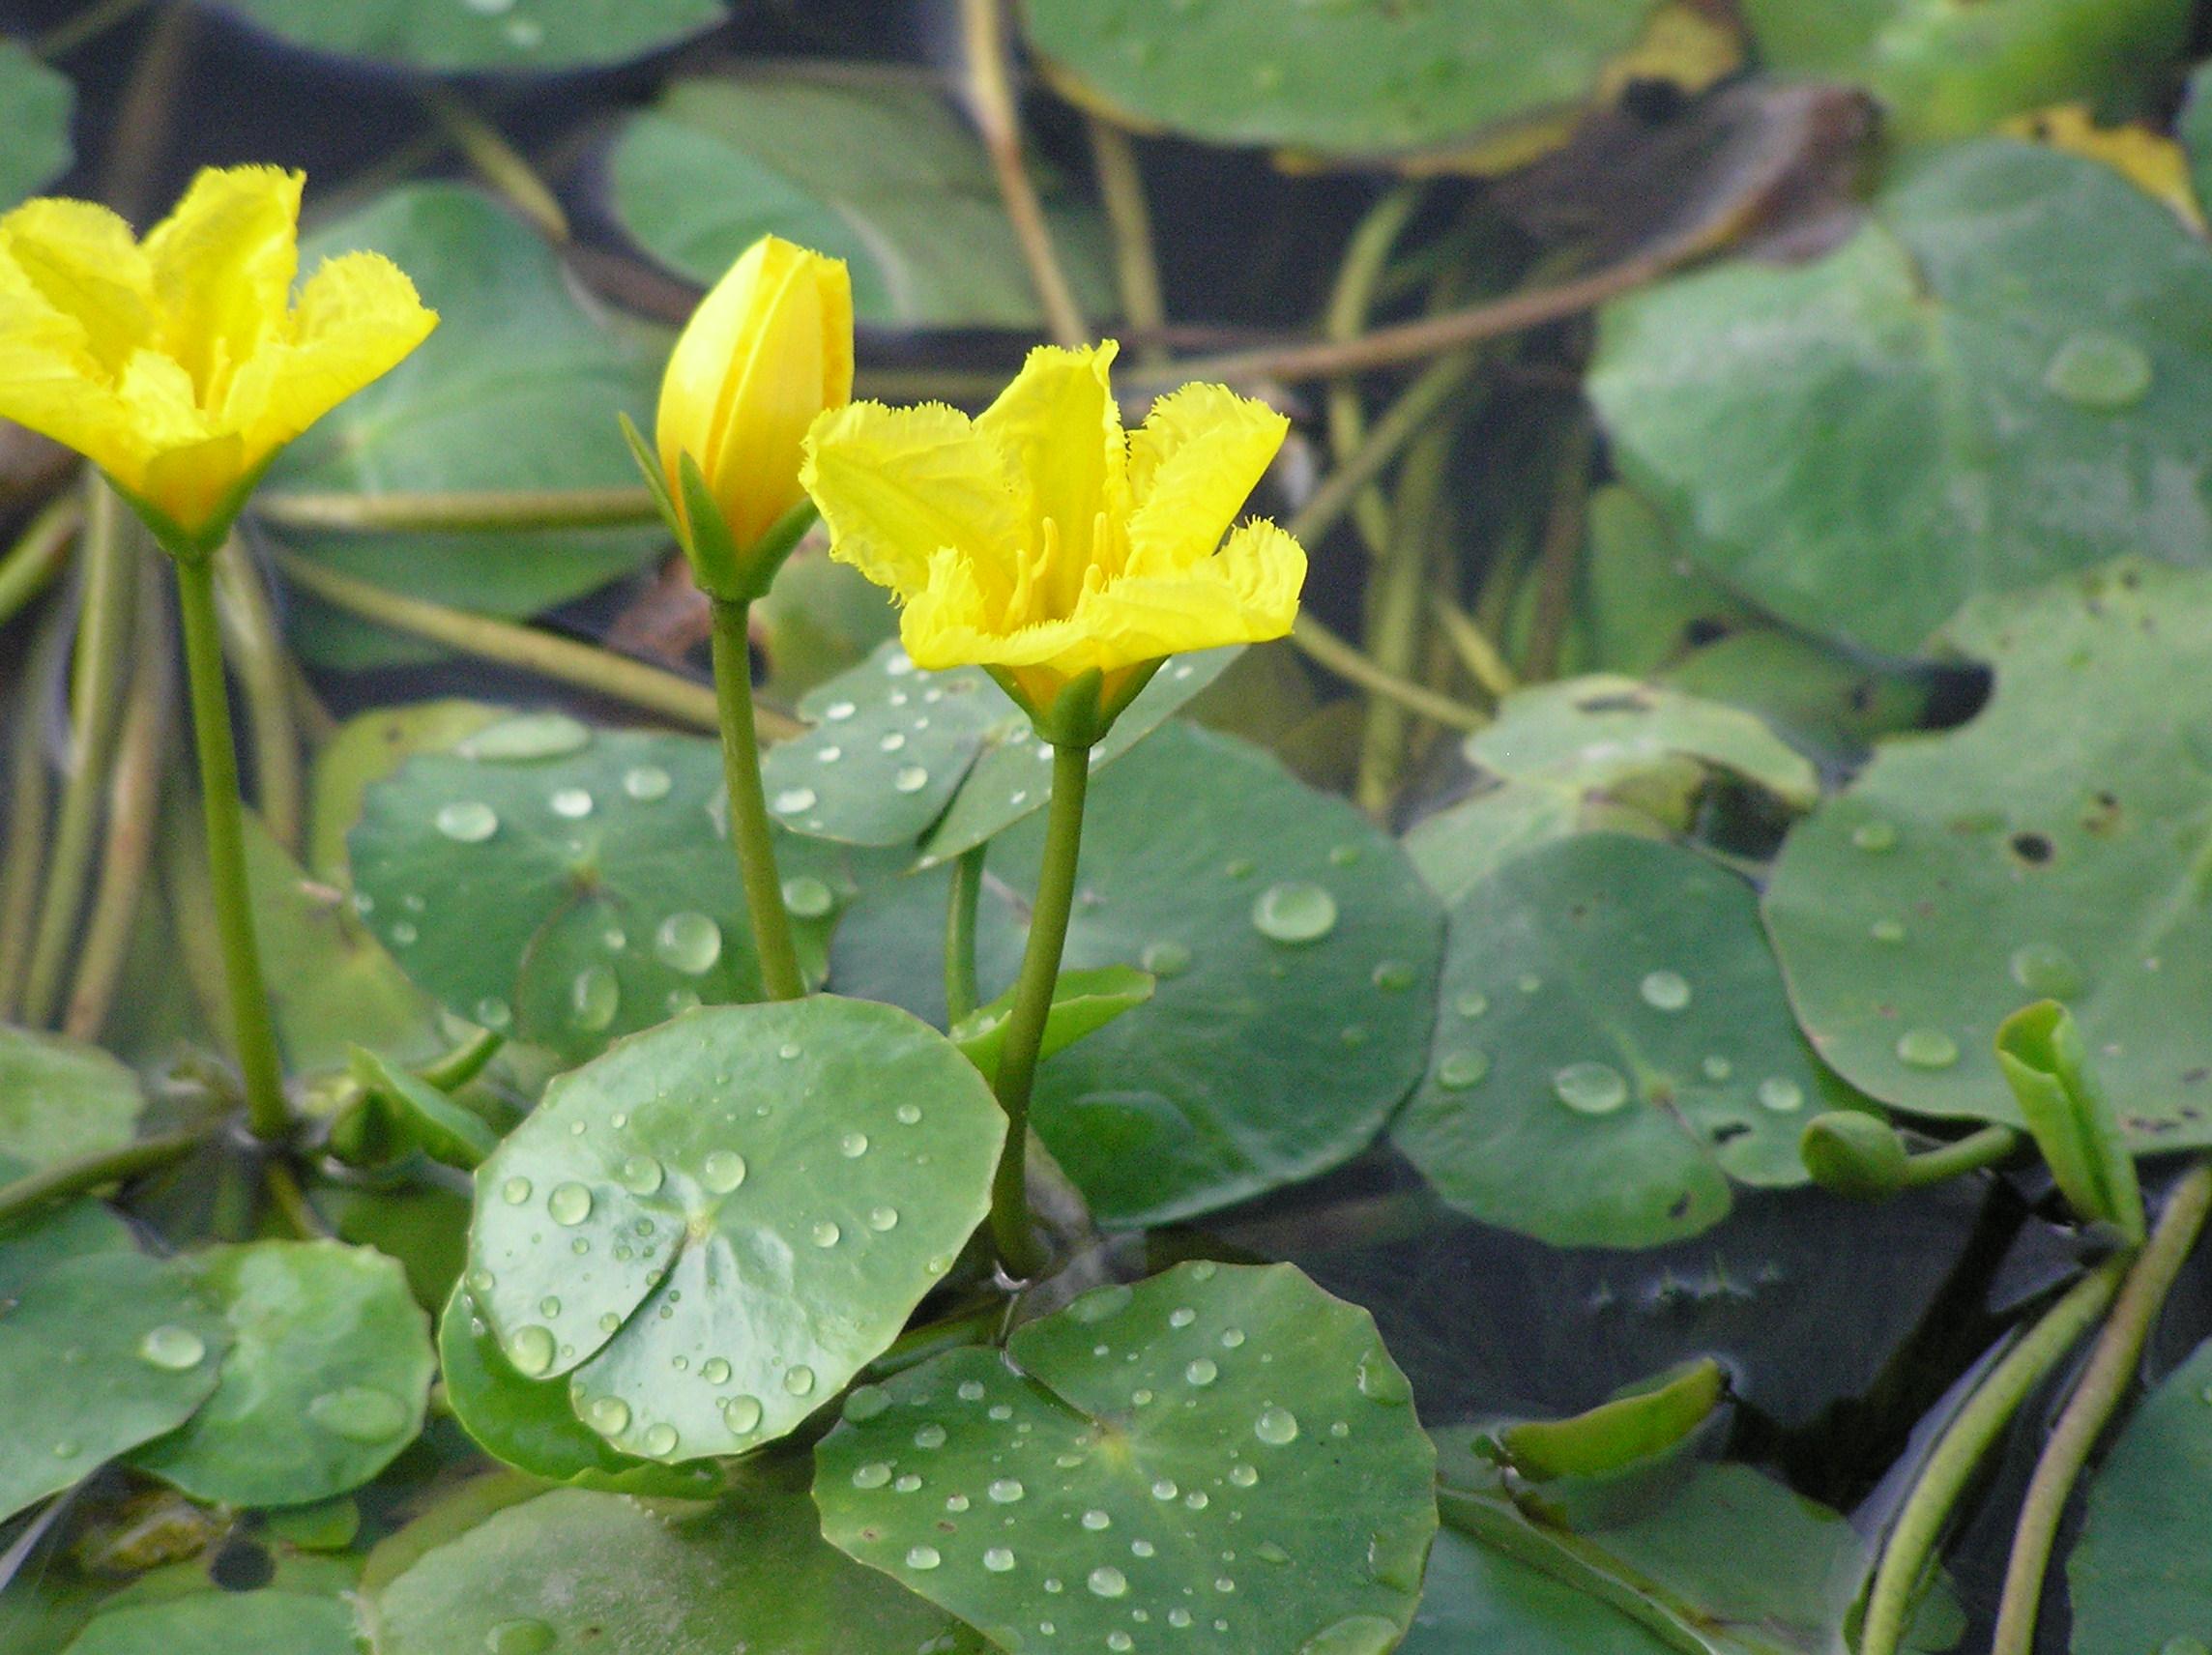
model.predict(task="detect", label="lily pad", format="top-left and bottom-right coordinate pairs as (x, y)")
top-left (59, 1592), bottom-right (356, 1655)
top-left (349, 722), bottom-right (880, 1063)
top-left (128, 1240), bottom-right (434, 1509)
top-left (0, 1026), bottom-right (144, 1174)
top-left (370, 1475), bottom-right (987, 1655)
top-left (1401, 1525), bottom-right (1674, 1655)
top-left (831, 722), bottom-right (1443, 1227)
top-left (1763, 561), bottom-right (2212, 1147)
top-left (1589, 140), bottom-right (2212, 656)
top-left (0, 1251), bottom-right (228, 1524)
top-left (609, 72), bottom-right (1115, 330)
top-left (1393, 833), bottom-right (1848, 1249)
top-left (1740, 0), bottom-right (2188, 143)
top-left (1021, 0), bottom-right (1669, 155)
top-left (2068, 1337), bottom-right (2212, 1655)
top-left (307, 699), bottom-right (510, 883)
top-left (0, 1172), bottom-right (137, 1298)
top-left (0, 43), bottom-right (72, 210)
top-left (814, 1261), bottom-right (1436, 1654)
top-left (206, 0), bottom-right (726, 73)
top-left (265, 187), bottom-right (663, 670)
top-left (436, 1281), bottom-right (722, 1497)
top-left (466, 1000), bottom-right (1003, 1461)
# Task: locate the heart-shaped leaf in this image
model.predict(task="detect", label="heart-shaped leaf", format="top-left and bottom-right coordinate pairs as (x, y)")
top-left (206, 0), bottom-right (727, 73)
top-left (1763, 560), bottom-right (2212, 1147)
top-left (0, 1026), bottom-right (144, 1174)
top-left (1392, 833), bottom-right (1847, 1249)
top-left (128, 1240), bottom-right (434, 1508)
top-left (466, 999), bottom-right (1004, 1461)
top-left (58, 1592), bottom-right (356, 1655)
top-left (815, 1261), bottom-right (1436, 1655)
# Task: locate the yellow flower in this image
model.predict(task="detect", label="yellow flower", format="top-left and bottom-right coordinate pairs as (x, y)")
top-left (0, 165), bottom-right (435, 556)
top-left (655, 234), bottom-right (852, 596)
top-left (801, 340), bottom-right (1305, 741)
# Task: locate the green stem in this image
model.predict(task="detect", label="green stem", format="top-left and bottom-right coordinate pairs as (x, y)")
top-left (945, 844), bottom-right (986, 1025)
top-left (1324, 186), bottom-right (1423, 560)
top-left (962, 0), bottom-right (1089, 348)
top-left (709, 599), bottom-right (804, 1002)
top-left (422, 87), bottom-right (568, 242)
top-left (989, 744), bottom-right (1089, 1279)
top-left (0, 600), bottom-right (71, 1019)
top-left (1990, 1160), bottom-right (2212, 1655)
top-left (174, 555), bottom-right (290, 1142)
top-left (21, 481), bottom-right (137, 1028)
top-left (274, 550), bottom-right (799, 740)
top-left (1284, 350), bottom-right (1483, 554)
top-left (1859, 1261), bottom-right (2125, 1655)
top-left (1427, 583), bottom-right (1517, 704)
top-left (1900, 1124), bottom-right (2021, 1189)
top-left (1520, 421), bottom-right (1594, 682)
top-left (215, 538), bottom-right (303, 854)
top-left (1354, 421), bottom-right (1454, 816)
top-left (252, 485), bottom-right (658, 534)
top-left (0, 1129), bottom-right (208, 1231)
top-left (1086, 118), bottom-right (1167, 367)
top-left (0, 494), bottom-right (80, 628)
top-left (263, 1158), bottom-right (332, 1239)
top-left (1291, 613), bottom-right (1485, 733)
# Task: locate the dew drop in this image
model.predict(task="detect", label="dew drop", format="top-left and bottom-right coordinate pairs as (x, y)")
top-left (1229, 1463), bottom-right (1260, 1487)
top-left (785, 1364), bottom-right (817, 1395)
top-left (1256, 1541), bottom-right (1292, 1564)
top-left (724, 1393), bottom-right (764, 1433)
top-left (547, 1181), bottom-right (593, 1226)
top-left (617, 1154), bottom-right (664, 1196)
top-left (773, 787), bottom-right (818, 814)
top-left (985, 1546), bottom-right (1016, 1572)
top-left (895, 1103), bottom-right (922, 1124)
top-left (484, 1618), bottom-right (557, 1655)
top-left (476, 996), bottom-right (512, 1030)
top-left (538, 1296), bottom-right (561, 1319)
top-left (1254, 1407), bottom-right (1299, 1445)
top-left (893, 766), bottom-right (930, 794)
top-left (1089, 1566), bottom-right (1129, 1598)
top-left (1251, 881), bottom-right (1338, 944)
top-left (1109, 1636), bottom-right (1133, 1652)
top-left (1221, 1327), bottom-right (1245, 1349)
top-left (1454, 990), bottom-right (1489, 1019)
top-left (508, 1326), bottom-right (556, 1376)
top-left (1897, 1029), bottom-right (1960, 1069)
top-left (137, 1324), bottom-right (206, 1371)
top-left (1140, 940), bottom-right (1192, 977)
top-left (637, 1422), bottom-right (676, 1457)
top-left (1870, 918), bottom-right (1907, 944)
top-left (811, 1220), bottom-right (842, 1247)
top-left (1185, 1358), bottom-right (1219, 1386)
top-left (839, 1131), bottom-right (870, 1158)
top-left (1357, 1354), bottom-right (1412, 1405)
top-left (782, 876), bottom-right (835, 919)
top-left (1703, 1055), bottom-right (1732, 1081)
top-left (701, 1149), bottom-right (747, 1192)
top-left (1757, 1077), bottom-right (1806, 1113)
top-left (2158, 1640), bottom-right (2212, 1655)
top-left (501, 1176), bottom-right (533, 1205)
top-left (1436, 1050), bottom-right (1489, 1090)
top-left (587, 1396), bottom-right (630, 1437)
top-left (989, 1478), bottom-right (1026, 1503)
top-left (1082, 1509), bottom-right (1112, 1530)
top-left (1639, 971), bottom-right (1691, 1011)
top-left (824, 700), bottom-right (857, 721)
top-left (1371, 959), bottom-right (1415, 993)
top-left (655, 911), bottom-right (723, 975)
top-left (434, 800), bottom-right (499, 843)
top-left (2044, 330), bottom-right (2153, 410)
top-left (852, 1461), bottom-right (893, 1489)
top-left (2010, 941), bottom-right (2086, 999)
top-left (701, 1356), bottom-right (732, 1385)
top-left (549, 787), bottom-right (594, 820)
top-left (568, 966), bottom-right (619, 1031)
top-left (1150, 1479), bottom-right (1179, 1500)
top-left (623, 765), bottom-right (672, 800)
top-left (1553, 1061), bottom-right (1631, 1115)
top-left (867, 1205), bottom-right (899, 1232)
top-left (1850, 820), bottom-right (1898, 853)
top-left (1168, 1306), bottom-right (1197, 1328)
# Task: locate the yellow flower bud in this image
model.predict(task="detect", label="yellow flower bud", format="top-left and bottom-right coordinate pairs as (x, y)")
top-left (655, 235), bottom-right (853, 595)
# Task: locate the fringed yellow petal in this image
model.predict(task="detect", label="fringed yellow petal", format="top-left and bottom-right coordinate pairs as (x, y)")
top-left (143, 166), bottom-right (304, 404)
top-left (1124, 381), bottom-right (1289, 576)
top-left (0, 198), bottom-right (155, 374)
top-left (1067, 518), bottom-right (1304, 668)
top-left (227, 250), bottom-right (436, 466)
top-left (975, 341), bottom-right (1129, 602)
top-left (0, 266), bottom-right (140, 479)
top-left (802, 399), bottom-right (1024, 602)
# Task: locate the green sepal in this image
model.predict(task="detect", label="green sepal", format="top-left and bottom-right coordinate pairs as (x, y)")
top-left (950, 964), bottom-right (1155, 1085)
top-left (997, 658), bottom-right (1164, 749)
top-left (1800, 1111), bottom-right (1910, 1200)
top-left (1996, 999), bottom-right (2146, 1245)
top-left (616, 410), bottom-right (684, 540)
top-left (347, 1044), bottom-right (501, 1172)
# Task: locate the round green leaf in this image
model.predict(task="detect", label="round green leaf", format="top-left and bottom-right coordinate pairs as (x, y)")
top-left (0, 1026), bottom-right (144, 1173)
top-left (0, 1175), bottom-right (137, 1299)
top-left (1741, 0), bottom-right (2187, 143)
top-left (610, 73), bottom-right (1114, 330)
top-left (372, 1475), bottom-right (987, 1654)
top-left (1590, 140), bottom-right (2212, 656)
top-left (467, 1000), bottom-right (1003, 1461)
top-left (1763, 560), bottom-right (2212, 1146)
top-left (436, 1281), bottom-right (720, 1497)
top-left (2069, 1336), bottom-right (2212, 1655)
top-left (60, 1592), bottom-right (355, 1655)
top-left (1393, 833), bottom-right (1848, 1249)
top-left (307, 699), bottom-right (510, 882)
top-left (266, 187), bottom-right (663, 670)
top-left (0, 1251), bottom-right (228, 1524)
top-left (128, 1240), bottom-right (434, 1508)
top-left (831, 722), bottom-right (1443, 1227)
top-left (1021, 0), bottom-right (1663, 154)
top-left (1401, 1526), bottom-right (1673, 1655)
top-left (205, 0), bottom-right (725, 72)
top-left (0, 43), bottom-right (73, 210)
top-left (349, 722), bottom-right (878, 1063)
top-left (815, 1261), bottom-right (1436, 1654)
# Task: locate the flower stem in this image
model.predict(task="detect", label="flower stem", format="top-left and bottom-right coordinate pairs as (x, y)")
top-left (945, 844), bottom-right (986, 1025)
top-left (0, 494), bottom-right (80, 628)
top-left (0, 1128), bottom-right (208, 1232)
top-left (0, 600), bottom-right (71, 1020)
top-left (253, 484), bottom-right (656, 534)
top-left (1990, 1160), bottom-right (2212, 1655)
top-left (1859, 1260), bottom-right (2125, 1655)
top-left (174, 554), bottom-right (290, 1141)
top-left (989, 744), bottom-right (1089, 1279)
top-left (709, 599), bottom-right (804, 1002)
top-left (1291, 613), bottom-right (1485, 733)
top-left (962, 0), bottom-right (1089, 349)
top-left (214, 538), bottom-right (303, 854)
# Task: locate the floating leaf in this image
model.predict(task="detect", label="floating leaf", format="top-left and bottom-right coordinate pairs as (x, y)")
top-left (2069, 1337), bottom-right (2212, 1655)
top-left (1763, 561), bottom-right (2212, 1147)
top-left (307, 700), bottom-right (510, 883)
top-left (205, 0), bottom-right (726, 72)
top-left (267, 187), bottom-right (663, 669)
top-left (129, 1240), bottom-right (434, 1508)
top-left (1994, 1001), bottom-right (2144, 1240)
top-left (1740, 0), bottom-right (2188, 143)
top-left (466, 1000), bottom-right (1003, 1461)
top-left (372, 1474), bottom-right (988, 1654)
top-left (0, 1171), bottom-right (138, 1298)
top-left (350, 723), bottom-right (882, 1063)
top-left (1394, 834), bottom-right (1846, 1249)
top-left (1590, 141), bottom-right (2212, 655)
top-left (815, 1262), bottom-right (1436, 1654)
top-left (610, 72), bottom-right (1115, 330)
top-left (0, 1026), bottom-right (144, 1174)
top-left (1401, 1525), bottom-right (1674, 1655)
top-left (58, 1592), bottom-right (356, 1655)
top-left (0, 43), bottom-right (73, 210)
top-left (832, 722), bottom-right (1442, 1227)
top-left (0, 1252), bottom-right (228, 1524)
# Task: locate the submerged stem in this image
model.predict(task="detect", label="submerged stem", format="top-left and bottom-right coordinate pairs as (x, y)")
top-left (0, 1128), bottom-right (207, 1231)
top-left (709, 599), bottom-right (804, 1002)
top-left (945, 843), bottom-right (986, 1025)
top-left (0, 601), bottom-right (71, 1020)
top-left (989, 744), bottom-right (1089, 1279)
top-left (174, 554), bottom-right (290, 1141)
top-left (1990, 1160), bottom-right (2212, 1655)
top-left (962, 0), bottom-right (1089, 348)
